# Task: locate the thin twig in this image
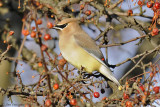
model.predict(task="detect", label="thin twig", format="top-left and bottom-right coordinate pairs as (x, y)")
top-left (120, 45), bottom-right (160, 81)
top-left (116, 45), bottom-right (160, 67)
top-left (99, 35), bottom-right (147, 48)
top-left (33, 9), bottom-right (52, 93)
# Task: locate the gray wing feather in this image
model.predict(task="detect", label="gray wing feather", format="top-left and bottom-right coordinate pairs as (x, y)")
top-left (73, 32), bottom-right (108, 67)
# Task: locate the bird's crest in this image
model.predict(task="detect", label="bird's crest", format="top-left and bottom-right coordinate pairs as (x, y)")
top-left (57, 18), bottom-right (79, 25)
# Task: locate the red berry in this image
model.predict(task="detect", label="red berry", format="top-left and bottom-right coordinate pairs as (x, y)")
top-left (47, 22), bottom-right (53, 29)
top-left (153, 86), bottom-right (160, 93)
top-left (41, 44), bottom-right (48, 51)
top-left (152, 28), bottom-right (159, 36)
top-left (30, 31), bottom-right (36, 38)
top-left (85, 10), bottom-right (91, 16)
top-left (150, 72), bottom-right (154, 77)
top-left (144, 91), bottom-right (150, 96)
top-left (128, 10), bottom-right (133, 16)
top-left (123, 92), bottom-right (129, 100)
top-left (45, 99), bottom-right (52, 106)
top-left (80, 4), bottom-right (84, 10)
top-left (24, 104), bottom-right (31, 107)
top-left (125, 101), bottom-right (132, 107)
top-left (58, 58), bottom-right (67, 66)
top-left (101, 58), bottom-right (105, 61)
top-left (94, 92), bottom-right (100, 98)
top-left (51, 14), bottom-right (54, 18)
top-left (139, 85), bottom-right (145, 92)
top-left (53, 83), bottom-right (59, 90)
top-left (9, 31), bottom-right (14, 36)
top-left (138, 0), bottom-right (143, 6)
top-left (70, 99), bottom-right (77, 106)
top-left (22, 29), bottom-right (29, 36)
top-left (152, 5), bottom-right (157, 12)
top-left (154, 2), bottom-right (160, 9)
top-left (147, 2), bottom-right (153, 8)
top-left (36, 2), bottom-right (40, 6)
top-left (102, 97), bottom-right (107, 100)
top-left (32, 26), bottom-right (36, 30)
top-left (44, 34), bottom-right (51, 41)
top-left (36, 19), bottom-right (42, 25)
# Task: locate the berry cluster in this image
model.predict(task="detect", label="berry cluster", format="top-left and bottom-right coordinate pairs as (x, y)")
top-left (127, 0), bottom-right (159, 36)
top-left (119, 64), bottom-right (160, 107)
top-left (22, 19), bottom-right (53, 40)
top-left (146, 1), bottom-right (160, 36)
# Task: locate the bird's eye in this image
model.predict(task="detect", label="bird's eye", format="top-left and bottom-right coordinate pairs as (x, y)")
top-left (55, 23), bottom-right (68, 29)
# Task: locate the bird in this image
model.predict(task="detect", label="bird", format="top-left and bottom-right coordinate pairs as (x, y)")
top-left (53, 18), bottom-right (121, 88)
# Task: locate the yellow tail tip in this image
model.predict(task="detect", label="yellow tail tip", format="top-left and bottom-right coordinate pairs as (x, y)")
top-left (118, 86), bottom-right (123, 90)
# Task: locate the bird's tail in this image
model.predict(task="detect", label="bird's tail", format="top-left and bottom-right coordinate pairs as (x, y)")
top-left (99, 65), bottom-right (121, 87)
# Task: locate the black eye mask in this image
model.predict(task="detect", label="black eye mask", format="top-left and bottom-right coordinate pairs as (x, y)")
top-left (55, 23), bottom-right (68, 29)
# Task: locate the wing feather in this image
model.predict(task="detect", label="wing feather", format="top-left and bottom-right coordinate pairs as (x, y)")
top-left (73, 32), bottom-right (108, 67)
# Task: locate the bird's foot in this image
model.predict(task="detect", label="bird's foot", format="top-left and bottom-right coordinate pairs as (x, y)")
top-left (82, 72), bottom-right (91, 78)
top-left (107, 64), bottom-right (116, 69)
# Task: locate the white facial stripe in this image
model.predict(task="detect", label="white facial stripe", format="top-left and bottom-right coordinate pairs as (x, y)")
top-left (53, 26), bottom-right (63, 30)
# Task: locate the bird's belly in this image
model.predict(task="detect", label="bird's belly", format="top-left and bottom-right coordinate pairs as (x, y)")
top-left (60, 44), bottom-right (101, 73)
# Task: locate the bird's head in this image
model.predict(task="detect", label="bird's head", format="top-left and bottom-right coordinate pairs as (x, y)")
top-left (53, 18), bottom-right (80, 34)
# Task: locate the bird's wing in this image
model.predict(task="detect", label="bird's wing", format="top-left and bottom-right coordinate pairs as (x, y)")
top-left (73, 32), bottom-right (108, 67)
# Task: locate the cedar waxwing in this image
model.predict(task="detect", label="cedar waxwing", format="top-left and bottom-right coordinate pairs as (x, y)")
top-left (53, 18), bottom-right (121, 87)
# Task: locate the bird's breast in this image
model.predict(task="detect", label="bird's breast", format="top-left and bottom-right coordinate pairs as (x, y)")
top-left (59, 35), bottom-right (101, 73)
